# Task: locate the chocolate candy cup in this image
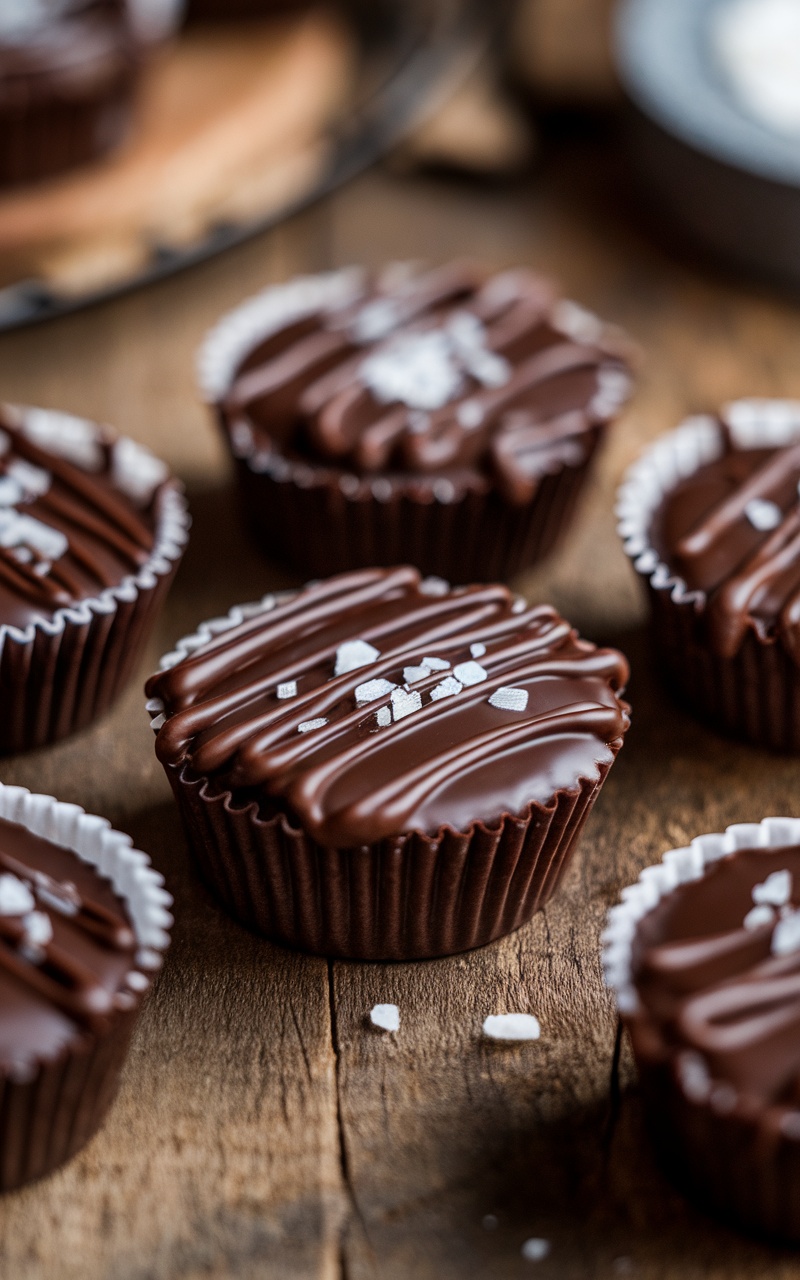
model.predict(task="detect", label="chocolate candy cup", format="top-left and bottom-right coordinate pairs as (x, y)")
top-left (604, 817), bottom-right (800, 1242)
top-left (0, 2), bottom-right (141, 187)
top-left (617, 400), bottom-right (800, 751)
top-left (0, 403), bottom-right (188, 753)
top-left (0, 783), bottom-right (172, 1192)
top-left (199, 264), bottom-right (634, 584)
top-left (146, 568), bottom-right (630, 959)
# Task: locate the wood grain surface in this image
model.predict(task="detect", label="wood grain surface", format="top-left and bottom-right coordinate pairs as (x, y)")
top-left (0, 132), bottom-right (799, 1278)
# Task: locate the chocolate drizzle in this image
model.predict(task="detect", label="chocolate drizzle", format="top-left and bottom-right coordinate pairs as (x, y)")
top-left (633, 846), bottom-right (800, 1115)
top-left (221, 263), bottom-right (633, 506)
top-left (0, 405), bottom-right (162, 628)
top-left (147, 567), bottom-right (630, 847)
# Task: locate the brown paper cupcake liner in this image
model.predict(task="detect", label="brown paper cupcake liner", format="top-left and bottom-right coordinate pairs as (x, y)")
top-left (604, 816), bottom-right (800, 1242)
top-left (0, 406), bottom-right (189, 754)
top-left (0, 783), bottom-right (173, 1191)
top-left (162, 753), bottom-right (617, 961)
top-left (230, 428), bottom-right (603, 583)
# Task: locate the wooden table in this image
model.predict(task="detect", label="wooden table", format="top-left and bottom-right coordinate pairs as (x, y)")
top-left (1, 133), bottom-right (800, 1279)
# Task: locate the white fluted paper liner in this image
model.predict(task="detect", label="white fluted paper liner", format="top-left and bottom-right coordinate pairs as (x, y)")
top-left (602, 815), bottom-right (800, 1015)
top-left (616, 398), bottom-right (800, 603)
top-left (0, 404), bottom-right (189, 648)
top-left (0, 783), bottom-right (173, 976)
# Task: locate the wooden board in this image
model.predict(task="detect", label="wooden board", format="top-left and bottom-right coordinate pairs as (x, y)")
top-left (0, 136), bottom-right (800, 1277)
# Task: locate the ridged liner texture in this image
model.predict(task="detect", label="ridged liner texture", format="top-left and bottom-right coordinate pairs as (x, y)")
top-left (603, 816), bottom-right (800, 1242)
top-left (0, 405), bottom-right (189, 754)
top-left (198, 269), bottom-right (619, 584)
top-left (0, 783), bottom-right (173, 1192)
top-left (148, 590), bottom-right (624, 960)
top-left (616, 403), bottom-right (800, 751)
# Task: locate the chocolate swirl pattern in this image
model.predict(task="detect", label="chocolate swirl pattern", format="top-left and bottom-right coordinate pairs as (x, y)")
top-left (147, 567), bottom-right (630, 847)
top-left (211, 263), bottom-right (633, 505)
top-left (0, 404), bottom-right (167, 629)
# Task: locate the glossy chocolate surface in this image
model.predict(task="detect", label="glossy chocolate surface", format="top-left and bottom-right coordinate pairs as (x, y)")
top-left (633, 845), bottom-right (800, 1116)
top-left (222, 263), bottom-right (633, 505)
top-left (147, 567), bottom-right (630, 847)
top-left (0, 815), bottom-right (136, 1073)
top-left (0, 405), bottom-right (167, 630)
top-left (653, 417), bottom-right (800, 660)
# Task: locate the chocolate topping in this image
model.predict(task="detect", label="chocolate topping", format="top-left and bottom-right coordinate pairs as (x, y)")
top-left (217, 263), bottom-right (633, 506)
top-left (0, 1), bottom-right (135, 94)
top-left (0, 814), bottom-right (137, 1072)
top-left (632, 845), bottom-right (800, 1117)
top-left (0, 404), bottom-right (169, 630)
top-left (146, 567), bottom-right (630, 847)
top-left (653, 411), bottom-right (800, 661)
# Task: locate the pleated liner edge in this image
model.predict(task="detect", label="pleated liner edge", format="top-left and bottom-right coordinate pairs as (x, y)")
top-left (164, 748), bottom-right (621, 961)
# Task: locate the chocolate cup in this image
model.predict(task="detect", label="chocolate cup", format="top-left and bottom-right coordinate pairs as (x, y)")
top-left (645, 568), bottom-right (800, 753)
top-left (226, 423), bottom-right (604, 583)
top-left (0, 487), bottom-right (188, 756)
top-left (161, 749), bottom-right (620, 961)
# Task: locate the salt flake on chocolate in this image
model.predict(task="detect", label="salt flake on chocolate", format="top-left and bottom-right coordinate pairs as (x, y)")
top-left (375, 706), bottom-right (392, 728)
top-left (430, 676), bottom-right (463, 701)
top-left (453, 660), bottom-right (487, 687)
top-left (0, 874), bottom-right (34, 916)
top-left (745, 498), bottom-right (783, 532)
top-left (772, 909), bottom-right (800, 956)
top-left (743, 903), bottom-right (776, 930)
top-left (0, 511), bottom-right (68, 562)
top-left (752, 868), bottom-right (792, 906)
top-left (489, 687), bottom-right (529, 712)
top-left (391, 687), bottom-right (422, 721)
top-left (422, 656), bottom-right (450, 671)
top-left (113, 438), bottom-right (169, 506)
top-left (22, 911), bottom-right (52, 949)
top-left (335, 639), bottom-right (380, 676)
top-left (403, 665), bottom-right (430, 686)
top-left (356, 677), bottom-right (397, 705)
top-left (298, 718), bottom-right (328, 734)
top-left (277, 681), bottom-right (297, 699)
top-left (470, 643), bottom-right (486, 658)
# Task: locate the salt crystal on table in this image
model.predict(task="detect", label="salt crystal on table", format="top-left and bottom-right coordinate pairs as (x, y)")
top-left (752, 868), bottom-right (792, 906)
top-left (521, 1238), bottom-right (550, 1262)
top-left (483, 1013), bottom-right (541, 1042)
top-left (335, 639), bottom-right (380, 676)
top-left (369, 1003), bottom-right (400, 1032)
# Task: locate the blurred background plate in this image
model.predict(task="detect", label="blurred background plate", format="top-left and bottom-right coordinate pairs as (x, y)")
top-left (0, 0), bottom-right (486, 331)
top-left (615, 0), bottom-right (800, 291)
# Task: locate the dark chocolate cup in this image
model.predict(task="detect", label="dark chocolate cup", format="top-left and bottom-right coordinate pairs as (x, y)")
top-left (228, 425), bottom-right (603, 583)
top-left (0, 408), bottom-right (189, 755)
top-left (0, 784), bottom-right (172, 1192)
top-left (159, 750), bottom-right (620, 961)
top-left (604, 817), bottom-right (800, 1243)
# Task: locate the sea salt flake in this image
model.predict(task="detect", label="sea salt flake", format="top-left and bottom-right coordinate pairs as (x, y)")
top-left (335, 639), bottom-right (380, 676)
top-left (483, 1013), bottom-right (541, 1042)
top-left (753, 868), bottom-right (792, 906)
top-left (430, 676), bottom-right (463, 701)
top-left (678, 1051), bottom-right (711, 1102)
top-left (391, 687), bottom-right (422, 721)
top-left (0, 874), bottom-right (34, 916)
top-left (512, 599), bottom-right (527, 614)
top-left (521, 1238), bottom-right (551, 1263)
top-left (743, 903), bottom-right (775, 930)
top-left (356, 678), bottom-right (397, 705)
top-left (421, 656), bottom-right (450, 671)
top-left (489, 687), bottom-right (529, 712)
top-left (369, 1003), bottom-right (400, 1032)
top-left (375, 706), bottom-right (392, 728)
top-left (277, 681), bottom-right (297, 699)
top-left (745, 498), bottom-right (783, 532)
top-left (772, 908), bottom-right (800, 956)
top-left (298, 718), bottom-right (328, 734)
top-left (453, 660), bottom-right (487, 687)
top-left (22, 911), bottom-right (52, 948)
top-left (403, 664), bottom-right (430, 685)
top-left (420, 577), bottom-right (449, 596)
top-left (470, 642), bottom-right (486, 658)
top-left (7, 459), bottom-right (50, 497)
